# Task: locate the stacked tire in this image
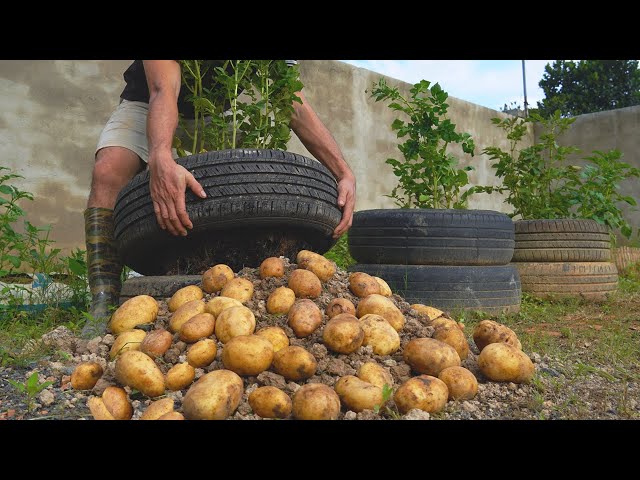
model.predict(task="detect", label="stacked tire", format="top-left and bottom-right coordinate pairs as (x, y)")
top-left (347, 209), bottom-right (521, 315)
top-left (512, 219), bottom-right (619, 302)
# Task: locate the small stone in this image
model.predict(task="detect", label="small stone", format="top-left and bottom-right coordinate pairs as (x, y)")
top-left (256, 371), bottom-right (287, 390)
top-left (344, 411), bottom-right (357, 420)
top-left (86, 338), bottom-right (102, 354)
top-left (287, 382), bottom-right (300, 393)
top-left (462, 401), bottom-right (479, 413)
top-left (356, 409), bottom-right (379, 420)
top-left (402, 409), bottom-right (431, 420)
top-left (101, 334), bottom-right (115, 346)
top-left (508, 383), bottom-right (518, 391)
top-left (383, 359), bottom-right (398, 367)
top-left (39, 389), bottom-right (55, 406)
top-left (174, 341), bottom-right (187, 353)
top-left (530, 352), bottom-right (542, 363)
top-left (194, 368), bottom-right (205, 379)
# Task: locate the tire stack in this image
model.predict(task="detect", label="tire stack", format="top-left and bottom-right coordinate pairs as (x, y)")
top-left (512, 219), bottom-right (619, 302)
top-left (347, 209), bottom-right (521, 315)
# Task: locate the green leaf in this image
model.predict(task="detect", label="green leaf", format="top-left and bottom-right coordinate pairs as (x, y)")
top-left (7, 379), bottom-right (26, 393)
top-left (0, 185), bottom-right (13, 195)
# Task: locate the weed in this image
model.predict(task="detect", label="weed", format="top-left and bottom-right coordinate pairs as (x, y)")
top-left (7, 371), bottom-right (53, 413)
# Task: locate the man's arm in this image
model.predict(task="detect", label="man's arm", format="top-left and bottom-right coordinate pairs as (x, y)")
top-left (143, 60), bottom-right (206, 236)
top-left (289, 90), bottom-right (356, 238)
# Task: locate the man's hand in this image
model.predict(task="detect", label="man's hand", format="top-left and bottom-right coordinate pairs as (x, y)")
top-left (334, 173), bottom-right (356, 238)
top-left (149, 151), bottom-right (207, 236)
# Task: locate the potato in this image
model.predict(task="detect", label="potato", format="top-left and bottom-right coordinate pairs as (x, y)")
top-left (259, 257), bottom-right (285, 278)
top-left (158, 412), bottom-right (185, 420)
top-left (296, 249), bottom-right (323, 265)
top-left (356, 294), bottom-right (405, 331)
top-left (168, 285), bottom-right (204, 312)
top-left (139, 329), bottom-right (172, 359)
top-left (403, 338), bottom-right (461, 376)
top-left (205, 296), bottom-right (243, 318)
top-left (394, 375), bottom-right (449, 414)
top-left (272, 346), bottom-right (317, 381)
top-left (325, 298), bottom-right (356, 319)
top-left (248, 386), bottom-right (292, 419)
top-left (183, 370), bottom-right (244, 420)
top-left (433, 325), bottom-right (470, 360)
top-left (179, 313), bottom-right (216, 343)
top-left (165, 362), bottom-right (196, 391)
top-left (357, 362), bottom-right (394, 389)
top-left (222, 335), bottom-right (274, 376)
top-left (255, 326), bottom-right (289, 353)
top-left (322, 314), bottom-right (364, 354)
top-left (359, 314), bottom-right (401, 355)
top-left (221, 277), bottom-right (254, 304)
top-left (141, 398), bottom-right (174, 420)
top-left (348, 272), bottom-right (381, 298)
top-left (87, 396), bottom-right (115, 420)
top-left (202, 264), bottom-right (234, 293)
top-left (187, 338), bottom-right (218, 368)
top-left (438, 366), bottom-right (478, 400)
top-left (109, 294), bottom-right (158, 334)
top-left (114, 350), bottom-right (165, 397)
top-left (302, 257), bottom-right (336, 282)
top-left (287, 299), bottom-right (322, 337)
top-left (101, 386), bottom-right (133, 420)
top-left (473, 320), bottom-right (522, 352)
top-left (71, 362), bottom-right (103, 390)
top-left (266, 287), bottom-right (296, 314)
top-left (169, 299), bottom-right (206, 333)
top-left (430, 317), bottom-right (462, 331)
top-left (478, 343), bottom-right (534, 383)
top-left (110, 329), bottom-right (147, 360)
top-left (215, 306), bottom-right (256, 343)
top-left (288, 269), bottom-right (322, 299)
top-left (410, 304), bottom-right (444, 321)
top-left (292, 383), bottom-right (341, 420)
top-left (334, 375), bottom-right (384, 413)
top-left (373, 277), bottom-right (392, 297)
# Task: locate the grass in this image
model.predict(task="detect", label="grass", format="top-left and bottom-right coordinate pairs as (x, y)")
top-left (324, 233), bottom-right (356, 270)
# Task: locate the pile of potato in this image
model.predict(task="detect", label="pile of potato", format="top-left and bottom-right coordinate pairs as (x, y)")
top-left (72, 250), bottom-right (535, 420)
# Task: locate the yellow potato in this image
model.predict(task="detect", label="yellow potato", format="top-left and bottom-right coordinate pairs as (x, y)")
top-left (186, 338), bottom-right (218, 368)
top-left (359, 314), bottom-right (401, 356)
top-left (325, 298), bottom-right (356, 319)
top-left (292, 383), bottom-right (341, 420)
top-left (357, 362), bottom-right (394, 389)
top-left (356, 294), bottom-right (405, 331)
top-left (301, 257), bottom-right (336, 282)
top-left (403, 338), bottom-right (461, 376)
top-left (266, 287), bottom-right (296, 314)
top-left (168, 285), bottom-right (204, 312)
top-left (255, 326), bottom-right (290, 353)
top-left (373, 276), bottom-right (392, 297)
top-left (182, 370), bottom-right (244, 420)
top-left (179, 313), bottom-right (216, 343)
top-left (288, 269), bottom-right (322, 299)
top-left (110, 329), bottom-right (147, 360)
top-left (222, 335), bottom-right (274, 376)
top-left (410, 304), bottom-right (444, 321)
top-left (202, 264), bottom-right (234, 293)
top-left (288, 299), bottom-right (322, 338)
top-left (259, 257), bottom-right (285, 278)
top-left (215, 305), bottom-right (256, 343)
top-left (478, 343), bottom-right (534, 383)
top-left (221, 277), bottom-right (254, 304)
top-left (322, 313), bottom-right (364, 354)
top-left (158, 412), bottom-right (185, 420)
top-left (473, 320), bottom-right (522, 352)
top-left (248, 386), bottom-right (292, 419)
top-left (433, 325), bottom-right (470, 360)
top-left (205, 296), bottom-right (243, 318)
top-left (139, 329), bottom-right (172, 359)
top-left (141, 398), bottom-right (174, 420)
top-left (272, 346), bottom-right (317, 381)
top-left (430, 317), bottom-right (462, 331)
top-left (348, 272), bottom-right (381, 298)
top-left (109, 295), bottom-right (158, 334)
top-left (101, 386), bottom-right (133, 420)
top-left (71, 362), bottom-right (103, 390)
top-left (438, 366), bottom-right (478, 400)
top-left (394, 375), bottom-right (449, 414)
top-left (87, 396), bottom-right (115, 420)
top-left (169, 299), bottom-right (206, 333)
top-left (334, 375), bottom-right (384, 413)
top-left (296, 249), bottom-right (324, 265)
top-left (114, 350), bottom-right (165, 398)
top-left (165, 362), bottom-right (196, 391)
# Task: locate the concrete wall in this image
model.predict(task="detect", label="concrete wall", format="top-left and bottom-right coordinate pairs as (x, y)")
top-left (534, 105), bottom-right (640, 244)
top-left (0, 60), bottom-right (530, 255)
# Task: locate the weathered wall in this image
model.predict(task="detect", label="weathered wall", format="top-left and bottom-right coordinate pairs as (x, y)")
top-left (0, 59), bottom-right (530, 255)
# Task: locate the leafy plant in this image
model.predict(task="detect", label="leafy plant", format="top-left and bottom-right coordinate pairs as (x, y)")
top-left (369, 78), bottom-right (475, 209)
top-left (323, 233), bottom-right (356, 270)
top-left (0, 167), bottom-right (33, 277)
top-left (7, 371), bottom-right (53, 413)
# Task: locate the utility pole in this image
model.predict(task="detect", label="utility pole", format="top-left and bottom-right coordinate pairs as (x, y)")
top-left (522, 60), bottom-right (529, 117)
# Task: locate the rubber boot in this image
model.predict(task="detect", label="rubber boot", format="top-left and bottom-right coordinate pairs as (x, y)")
top-left (81, 207), bottom-right (123, 339)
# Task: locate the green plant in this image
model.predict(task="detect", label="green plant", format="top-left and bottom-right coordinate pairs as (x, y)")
top-left (7, 371), bottom-right (53, 413)
top-left (176, 60), bottom-right (303, 155)
top-left (373, 383), bottom-right (394, 414)
top-left (0, 167), bottom-right (33, 277)
top-left (369, 78), bottom-right (475, 209)
top-left (323, 233), bottom-right (356, 270)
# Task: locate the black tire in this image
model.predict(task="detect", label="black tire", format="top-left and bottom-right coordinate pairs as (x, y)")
top-left (513, 219), bottom-right (611, 262)
top-left (119, 275), bottom-right (202, 304)
top-left (350, 264), bottom-right (521, 314)
top-left (348, 209), bottom-right (514, 266)
top-left (113, 149), bottom-right (342, 275)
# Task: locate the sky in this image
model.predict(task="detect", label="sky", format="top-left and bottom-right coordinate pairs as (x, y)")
top-left (340, 60), bottom-right (555, 112)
